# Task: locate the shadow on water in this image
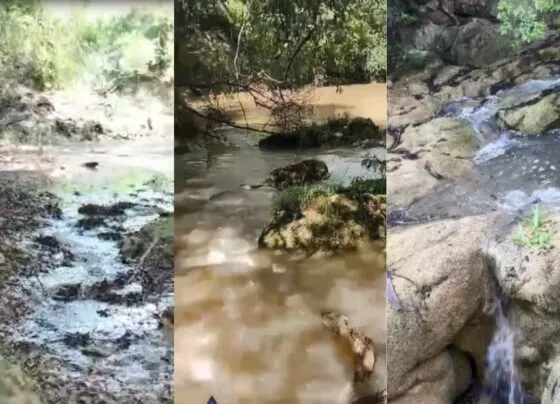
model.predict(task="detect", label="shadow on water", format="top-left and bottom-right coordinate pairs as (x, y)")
top-left (174, 130), bottom-right (386, 403)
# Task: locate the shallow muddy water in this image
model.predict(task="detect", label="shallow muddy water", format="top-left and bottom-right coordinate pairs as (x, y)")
top-left (395, 77), bottom-right (560, 226)
top-left (0, 139), bottom-right (174, 402)
top-left (175, 131), bottom-right (387, 403)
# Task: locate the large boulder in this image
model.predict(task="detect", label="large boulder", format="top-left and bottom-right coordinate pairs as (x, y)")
top-left (450, 19), bottom-right (514, 66)
top-left (387, 214), bottom-right (496, 399)
top-left (486, 213), bottom-right (560, 396)
top-left (388, 348), bottom-right (473, 404)
top-left (410, 19), bottom-right (513, 68)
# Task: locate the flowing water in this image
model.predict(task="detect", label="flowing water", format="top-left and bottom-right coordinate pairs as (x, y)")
top-left (396, 76), bottom-right (560, 225)
top-left (390, 78), bottom-right (560, 403)
top-left (0, 139), bottom-right (174, 402)
top-left (174, 130), bottom-right (387, 403)
top-left (484, 281), bottom-right (523, 404)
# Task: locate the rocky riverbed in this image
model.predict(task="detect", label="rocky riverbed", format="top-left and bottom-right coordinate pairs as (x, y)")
top-left (387, 32), bottom-right (560, 404)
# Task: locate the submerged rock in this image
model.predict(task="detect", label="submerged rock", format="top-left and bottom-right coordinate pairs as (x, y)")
top-left (259, 193), bottom-right (386, 253)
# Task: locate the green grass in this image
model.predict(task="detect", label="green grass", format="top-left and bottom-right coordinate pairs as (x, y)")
top-left (0, 1), bottom-right (172, 96)
top-left (513, 204), bottom-right (553, 250)
top-left (272, 178), bottom-right (386, 217)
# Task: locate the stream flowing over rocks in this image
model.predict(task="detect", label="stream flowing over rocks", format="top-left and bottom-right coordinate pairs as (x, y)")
top-left (387, 33), bottom-right (560, 404)
top-left (0, 82), bottom-right (174, 402)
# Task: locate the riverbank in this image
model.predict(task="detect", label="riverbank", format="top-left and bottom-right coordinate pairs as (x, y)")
top-left (386, 32), bottom-right (560, 404)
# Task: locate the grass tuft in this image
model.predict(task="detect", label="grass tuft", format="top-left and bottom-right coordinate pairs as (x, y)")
top-left (513, 204), bottom-right (553, 250)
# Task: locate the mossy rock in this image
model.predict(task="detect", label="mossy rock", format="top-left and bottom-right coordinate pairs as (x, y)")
top-left (263, 159), bottom-right (330, 189)
top-left (259, 193), bottom-right (386, 254)
top-left (258, 117), bottom-right (383, 150)
top-left (497, 93), bottom-right (560, 135)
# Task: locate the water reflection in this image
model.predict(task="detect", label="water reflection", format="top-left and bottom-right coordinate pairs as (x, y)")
top-left (174, 133), bottom-right (386, 403)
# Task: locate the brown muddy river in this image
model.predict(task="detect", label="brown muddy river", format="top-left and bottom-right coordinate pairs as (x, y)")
top-left (174, 84), bottom-right (387, 404)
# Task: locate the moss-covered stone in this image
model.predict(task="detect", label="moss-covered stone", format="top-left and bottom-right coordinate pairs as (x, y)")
top-left (263, 159), bottom-right (330, 189)
top-left (497, 93), bottom-right (560, 135)
top-left (259, 193), bottom-right (386, 254)
top-left (258, 116), bottom-right (384, 150)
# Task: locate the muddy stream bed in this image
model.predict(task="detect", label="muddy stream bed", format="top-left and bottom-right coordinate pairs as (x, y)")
top-left (175, 131), bottom-right (387, 403)
top-left (0, 139), bottom-right (174, 402)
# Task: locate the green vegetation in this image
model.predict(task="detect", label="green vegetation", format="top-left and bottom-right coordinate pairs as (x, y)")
top-left (176, 0), bottom-right (386, 144)
top-left (177, 0), bottom-right (386, 91)
top-left (0, 1), bottom-right (172, 95)
top-left (513, 205), bottom-right (553, 250)
top-left (273, 177), bottom-right (385, 218)
top-left (498, 0), bottom-right (560, 45)
top-left (388, 0), bottom-right (558, 76)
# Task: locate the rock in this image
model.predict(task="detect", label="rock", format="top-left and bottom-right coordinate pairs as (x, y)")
top-left (387, 157), bottom-right (439, 207)
top-left (258, 117), bottom-right (383, 150)
top-left (259, 194), bottom-right (386, 253)
top-left (413, 23), bottom-right (458, 57)
top-left (485, 214), bottom-right (560, 396)
top-left (0, 253), bottom-right (5, 265)
top-left (388, 118), bottom-right (476, 206)
top-left (455, 0), bottom-right (500, 19)
top-left (321, 311), bottom-right (376, 383)
top-left (80, 120), bottom-right (104, 141)
top-left (497, 93), bottom-right (560, 135)
top-left (542, 357), bottom-right (560, 404)
top-left (488, 213), bottom-right (560, 314)
top-left (263, 159), bottom-right (330, 189)
top-left (119, 215), bottom-right (173, 279)
top-left (394, 117), bottom-right (476, 156)
top-left (388, 348), bottom-right (472, 404)
top-left (450, 19), bottom-right (514, 66)
top-left (387, 214), bottom-right (495, 398)
top-left (77, 201), bottom-right (135, 216)
top-left (402, 50), bottom-right (444, 76)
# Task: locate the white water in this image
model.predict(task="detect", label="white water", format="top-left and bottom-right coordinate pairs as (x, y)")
top-left (485, 295), bottom-right (523, 404)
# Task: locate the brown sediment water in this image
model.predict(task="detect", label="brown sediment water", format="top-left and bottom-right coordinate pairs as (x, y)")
top-left (174, 83), bottom-right (387, 404)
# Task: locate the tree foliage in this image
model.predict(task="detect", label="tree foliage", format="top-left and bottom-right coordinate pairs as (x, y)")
top-left (0, 0), bottom-right (173, 93)
top-left (498, 0), bottom-right (560, 44)
top-left (176, 0), bottom-right (386, 93)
